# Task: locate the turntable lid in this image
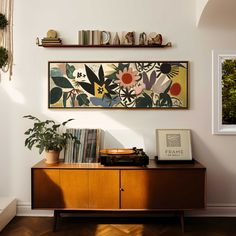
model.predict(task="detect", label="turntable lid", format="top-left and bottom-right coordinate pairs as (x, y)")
top-left (100, 148), bottom-right (135, 155)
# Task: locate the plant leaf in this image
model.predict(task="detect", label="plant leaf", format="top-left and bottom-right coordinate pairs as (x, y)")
top-left (76, 93), bottom-right (90, 106)
top-left (136, 93), bottom-right (153, 108)
top-left (70, 94), bottom-right (76, 107)
top-left (78, 82), bottom-right (94, 95)
top-left (63, 92), bottom-right (68, 107)
top-left (98, 65), bottom-right (105, 84)
top-left (62, 119), bottom-right (74, 126)
top-left (85, 64), bottom-right (101, 85)
top-left (50, 87), bottom-right (62, 104)
top-left (160, 93), bottom-right (172, 107)
top-left (117, 63), bottom-right (129, 71)
top-left (50, 67), bottom-right (63, 77)
top-left (66, 63), bottom-right (76, 79)
top-left (52, 77), bottom-right (74, 88)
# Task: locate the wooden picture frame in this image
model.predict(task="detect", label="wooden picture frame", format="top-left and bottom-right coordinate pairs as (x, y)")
top-left (155, 129), bottom-right (193, 162)
top-left (212, 51), bottom-right (236, 134)
top-left (48, 61), bottom-right (188, 109)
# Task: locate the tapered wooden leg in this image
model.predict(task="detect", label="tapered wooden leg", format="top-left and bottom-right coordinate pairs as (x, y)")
top-left (53, 210), bottom-right (60, 232)
top-left (180, 211), bottom-right (184, 233)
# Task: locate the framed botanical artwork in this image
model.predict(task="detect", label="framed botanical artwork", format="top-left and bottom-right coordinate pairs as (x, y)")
top-left (155, 129), bottom-right (193, 162)
top-left (212, 51), bottom-right (236, 134)
top-left (48, 61), bottom-right (188, 109)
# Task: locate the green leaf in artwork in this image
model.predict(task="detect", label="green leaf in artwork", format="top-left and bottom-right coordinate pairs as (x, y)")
top-left (85, 64), bottom-right (103, 85)
top-left (66, 63), bottom-right (76, 79)
top-left (70, 94), bottom-right (76, 107)
top-left (63, 92), bottom-right (68, 107)
top-left (117, 63), bottom-right (129, 72)
top-left (77, 93), bottom-right (90, 106)
top-left (106, 72), bottom-right (118, 81)
top-left (159, 93), bottom-right (172, 107)
top-left (135, 93), bottom-right (153, 108)
top-left (52, 77), bottom-right (74, 88)
top-left (106, 63), bottom-right (130, 81)
top-left (50, 87), bottom-right (62, 104)
top-left (51, 67), bottom-right (63, 77)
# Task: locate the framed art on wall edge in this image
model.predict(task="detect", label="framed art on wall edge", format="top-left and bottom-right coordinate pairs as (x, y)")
top-left (155, 129), bottom-right (193, 163)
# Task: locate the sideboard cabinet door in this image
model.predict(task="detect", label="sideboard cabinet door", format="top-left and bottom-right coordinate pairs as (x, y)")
top-left (32, 169), bottom-right (63, 208)
top-left (60, 170), bottom-right (89, 208)
top-left (89, 170), bottom-right (120, 209)
top-left (121, 169), bottom-right (205, 210)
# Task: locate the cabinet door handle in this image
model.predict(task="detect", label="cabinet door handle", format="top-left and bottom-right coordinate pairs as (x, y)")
top-left (120, 188), bottom-right (124, 192)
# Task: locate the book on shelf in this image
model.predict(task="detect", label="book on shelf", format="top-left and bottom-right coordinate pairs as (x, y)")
top-left (64, 128), bottom-right (102, 163)
top-left (78, 30), bottom-right (101, 45)
top-left (41, 37), bottom-right (62, 45)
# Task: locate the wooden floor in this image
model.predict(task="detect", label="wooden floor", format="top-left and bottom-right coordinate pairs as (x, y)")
top-left (1, 216), bottom-right (236, 236)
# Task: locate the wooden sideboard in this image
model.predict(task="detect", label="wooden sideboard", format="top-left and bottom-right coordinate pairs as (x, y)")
top-left (31, 159), bottom-right (206, 231)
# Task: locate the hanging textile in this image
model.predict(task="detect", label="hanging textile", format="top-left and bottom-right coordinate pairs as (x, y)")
top-left (0, 0), bottom-right (13, 80)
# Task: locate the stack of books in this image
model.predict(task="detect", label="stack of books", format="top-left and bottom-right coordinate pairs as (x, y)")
top-left (64, 128), bottom-right (102, 163)
top-left (41, 37), bottom-right (62, 46)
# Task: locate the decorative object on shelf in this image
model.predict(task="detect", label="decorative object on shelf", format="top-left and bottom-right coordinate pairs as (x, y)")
top-left (48, 61), bottom-right (188, 109)
top-left (47, 29), bottom-right (57, 38)
top-left (39, 43), bottom-right (172, 48)
top-left (36, 37), bottom-right (39, 46)
top-left (23, 115), bottom-right (79, 164)
top-left (101, 31), bottom-right (111, 45)
top-left (38, 29), bottom-right (172, 48)
top-left (148, 32), bottom-right (162, 46)
top-left (40, 29), bottom-right (62, 46)
top-left (113, 32), bottom-right (120, 45)
top-left (155, 129), bottom-right (193, 162)
top-left (122, 31), bottom-right (135, 45)
top-left (212, 50), bottom-right (236, 135)
top-left (0, 0), bottom-right (13, 80)
top-left (139, 32), bottom-right (147, 45)
top-left (78, 30), bottom-right (101, 45)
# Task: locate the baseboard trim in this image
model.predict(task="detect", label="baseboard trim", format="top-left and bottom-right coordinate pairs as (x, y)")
top-left (16, 202), bottom-right (236, 217)
top-left (17, 202), bottom-right (53, 217)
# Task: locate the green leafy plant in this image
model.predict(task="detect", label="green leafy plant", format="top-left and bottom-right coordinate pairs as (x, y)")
top-left (23, 115), bottom-right (79, 154)
top-left (0, 46), bottom-right (8, 68)
top-left (0, 13), bottom-right (8, 29)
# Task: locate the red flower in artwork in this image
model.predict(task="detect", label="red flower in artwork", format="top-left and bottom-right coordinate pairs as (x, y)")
top-left (170, 83), bottom-right (181, 96)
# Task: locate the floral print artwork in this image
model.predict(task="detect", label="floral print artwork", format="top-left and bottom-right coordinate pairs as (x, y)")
top-left (49, 61), bottom-right (188, 109)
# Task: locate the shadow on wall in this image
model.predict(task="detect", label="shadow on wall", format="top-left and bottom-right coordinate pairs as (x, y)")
top-left (103, 131), bottom-right (124, 148)
top-left (198, 0), bottom-right (236, 29)
top-left (191, 130), bottom-right (236, 205)
top-left (102, 128), bottom-right (156, 158)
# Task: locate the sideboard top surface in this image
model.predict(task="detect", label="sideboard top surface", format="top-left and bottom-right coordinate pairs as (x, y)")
top-left (32, 159), bottom-right (206, 170)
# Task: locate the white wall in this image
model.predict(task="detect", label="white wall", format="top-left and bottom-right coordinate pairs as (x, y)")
top-left (1, 0), bottom-right (236, 215)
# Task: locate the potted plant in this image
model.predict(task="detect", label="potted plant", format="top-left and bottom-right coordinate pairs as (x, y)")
top-left (23, 115), bottom-right (79, 164)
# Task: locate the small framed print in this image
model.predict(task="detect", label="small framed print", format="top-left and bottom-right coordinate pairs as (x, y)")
top-left (155, 129), bottom-right (193, 163)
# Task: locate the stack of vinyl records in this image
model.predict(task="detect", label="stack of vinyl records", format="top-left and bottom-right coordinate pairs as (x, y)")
top-left (41, 37), bottom-right (62, 46)
top-left (64, 128), bottom-right (102, 163)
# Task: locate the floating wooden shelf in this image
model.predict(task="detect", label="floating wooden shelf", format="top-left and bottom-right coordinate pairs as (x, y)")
top-left (38, 43), bottom-right (172, 48)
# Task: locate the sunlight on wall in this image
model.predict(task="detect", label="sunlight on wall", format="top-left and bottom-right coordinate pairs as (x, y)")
top-left (2, 82), bottom-right (25, 104)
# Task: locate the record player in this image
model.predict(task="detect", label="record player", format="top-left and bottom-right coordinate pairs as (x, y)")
top-left (100, 147), bottom-right (149, 166)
